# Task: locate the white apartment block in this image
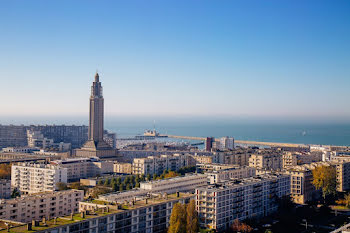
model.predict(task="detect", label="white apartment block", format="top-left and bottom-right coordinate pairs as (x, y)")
top-left (0, 189), bottom-right (83, 223)
top-left (218, 137), bottom-right (234, 150)
top-left (140, 174), bottom-right (207, 194)
top-left (11, 163), bottom-right (68, 194)
top-left (249, 154), bottom-right (282, 170)
top-left (0, 179), bottom-right (11, 199)
top-left (51, 158), bottom-right (114, 182)
top-left (196, 174), bottom-right (290, 231)
top-left (206, 166), bottom-right (256, 184)
top-left (132, 154), bottom-right (189, 175)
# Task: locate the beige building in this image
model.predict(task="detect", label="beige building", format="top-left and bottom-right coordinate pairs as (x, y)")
top-left (284, 168), bottom-right (320, 204)
top-left (249, 154), bottom-right (282, 170)
top-left (0, 189), bottom-right (83, 223)
top-left (0, 180), bottom-right (11, 199)
top-left (282, 152), bottom-right (323, 169)
top-left (132, 154), bottom-right (189, 175)
top-left (51, 158), bottom-right (114, 182)
top-left (191, 155), bottom-right (213, 164)
top-left (11, 163), bottom-right (68, 194)
top-left (114, 162), bottom-right (132, 174)
top-left (332, 159), bottom-right (350, 192)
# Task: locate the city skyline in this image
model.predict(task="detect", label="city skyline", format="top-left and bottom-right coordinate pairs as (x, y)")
top-left (1, 1), bottom-right (350, 120)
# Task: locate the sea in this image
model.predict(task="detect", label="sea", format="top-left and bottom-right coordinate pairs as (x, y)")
top-left (1, 116), bottom-right (350, 146)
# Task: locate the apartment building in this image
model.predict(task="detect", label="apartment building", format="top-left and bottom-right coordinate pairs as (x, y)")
top-left (0, 180), bottom-right (11, 199)
top-left (99, 174), bottom-right (207, 203)
top-left (196, 163), bottom-right (237, 173)
top-left (206, 166), bottom-right (256, 184)
top-left (114, 162), bottom-right (132, 174)
top-left (282, 152), bottom-right (323, 169)
top-left (140, 174), bottom-right (207, 194)
top-left (11, 163), bottom-right (68, 194)
top-left (332, 159), bottom-right (350, 192)
top-left (249, 153), bottom-right (282, 170)
top-left (196, 174), bottom-right (290, 231)
top-left (0, 190), bottom-right (83, 223)
top-left (51, 158), bottom-right (114, 182)
top-left (3, 192), bottom-right (193, 233)
top-left (284, 167), bottom-right (320, 204)
top-left (132, 154), bottom-right (189, 175)
top-left (218, 137), bottom-right (235, 151)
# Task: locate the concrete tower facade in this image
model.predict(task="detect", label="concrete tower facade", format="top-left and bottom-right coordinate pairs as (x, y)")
top-left (74, 73), bottom-right (117, 158)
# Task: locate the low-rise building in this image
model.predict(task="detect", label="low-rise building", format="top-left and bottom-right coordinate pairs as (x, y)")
top-left (140, 174), bottom-right (207, 194)
top-left (0, 190), bottom-right (83, 223)
top-left (0, 180), bottom-right (11, 199)
top-left (196, 174), bottom-right (290, 231)
top-left (196, 163), bottom-right (237, 173)
top-left (11, 163), bottom-right (68, 194)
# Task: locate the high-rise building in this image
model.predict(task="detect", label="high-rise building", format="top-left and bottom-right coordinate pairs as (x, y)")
top-left (75, 73), bottom-right (117, 158)
top-left (205, 137), bottom-right (214, 152)
top-left (11, 163), bottom-right (68, 194)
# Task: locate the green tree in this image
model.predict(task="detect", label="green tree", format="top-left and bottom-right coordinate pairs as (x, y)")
top-left (140, 174), bottom-right (145, 181)
top-left (116, 177), bottom-right (121, 185)
top-left (104, 178), bottom-right (110, 187)
top-left (153, 174), bottom-right (157, 180)
top-left (119, 184), bottom-right (124, 192)
top-left (135, 176), bottom-right (140, 183)
top-left (135, 182), bottom-right (140, 188)
top-left (312, 165), bottom-right (337, 200)
top-left (112, 182), bottom-right (118, 191)
top-left (11, 188), bottom-right (20, 198)
top-left (57, 182), bottom-right (68, 191)
top-left (146, 174), bottom-right (151, 181)
top-left (186, 200), bottom-right (199, 233)
top-left (126, 183), bottom-right (131, 190)
top-left (168, 202), bottom-right (186, 233)
top-left (97, 179), bottom-right (104, 186)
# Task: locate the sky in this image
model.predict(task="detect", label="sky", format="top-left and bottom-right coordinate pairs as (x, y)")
top-left (0, 0), bottom-right (350, 121)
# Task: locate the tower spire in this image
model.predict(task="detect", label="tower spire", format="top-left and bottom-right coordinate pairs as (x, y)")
top-left (95, 72), bottom-right (99, 82)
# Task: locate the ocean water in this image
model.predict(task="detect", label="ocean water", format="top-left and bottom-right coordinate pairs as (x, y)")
top-left (1, 116), bottom-right (350, 146)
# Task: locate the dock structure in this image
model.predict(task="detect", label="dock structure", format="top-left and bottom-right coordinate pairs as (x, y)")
top-left (163, 134), bottom-right (309, 148)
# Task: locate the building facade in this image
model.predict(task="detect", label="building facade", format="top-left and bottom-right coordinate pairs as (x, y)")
top-left (196, 174), bottom-right (290, 231)
top-left (206, 166), bottom-right (256, 184)
top-left (0, 190), bottom-right (83, 223)
top-left (11, 163), bottom-right (68, 194)
top-left (0, 180), bottom-right (11, 199)
top-left (132, 154), bottom-right (189, 175)
top-left (249, 154), bottom-right (282, 170)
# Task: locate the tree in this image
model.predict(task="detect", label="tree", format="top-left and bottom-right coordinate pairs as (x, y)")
top-left (0, 164), bottom-right (11, 179)
top-left (186, 200), bottom-right (199, 233)
top-left (112, 182), bottom-right (118, 191)
top-left (90, 187), bottom-right (110, 198)
top-left (70, 182), bottom-right (82, 190)
top-left (135, 182), bottom-right (140, 188)
top-left (146, 174), bottom-right (151, 181)
top-left (119, 184), bottom-right (124, 192)
top-left (104, 178), bottom-right (110, 187)
top-left (168, 202), bottom-right (186, 233)
top-left (231, 219), bottom-right (253, 233)
top-left (126, 183), bottom-right (131, 190)
top-left (153, 174), bottom-right (157, 180)
top-left (312, 165), bottom-right (337, 200)
top-left (11, 188), bottom-right (20, 198)
top-left (165, 171), bottom-right (179, 179)
top-left (116, 177), bottom-right (121, 185)
top-left (57, 182), bottom-right (68, 191)
top-left (97, 179), bottom-right (104, 186)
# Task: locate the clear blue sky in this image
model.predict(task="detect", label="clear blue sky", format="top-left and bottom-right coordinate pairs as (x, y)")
top-left (1, 0), bottom-right (349, 120)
